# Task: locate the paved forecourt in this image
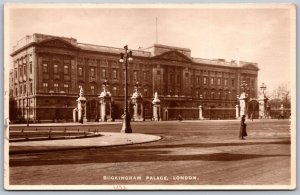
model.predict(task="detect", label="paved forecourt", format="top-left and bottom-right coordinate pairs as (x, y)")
top-left (9, 119), bottom-right (292, 187)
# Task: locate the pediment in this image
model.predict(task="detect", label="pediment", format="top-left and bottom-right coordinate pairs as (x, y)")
top-left (154, 50), bottom-right (192, 62)
top-left (241, 64), bottom-right (259, 71)
top-left (38, 38), bottom-right (78, 50)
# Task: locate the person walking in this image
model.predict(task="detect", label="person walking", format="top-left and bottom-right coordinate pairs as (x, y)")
top-left (178, 114), bottom-right (182, 121)
top-left (239, 115), bottom-right (247, 140)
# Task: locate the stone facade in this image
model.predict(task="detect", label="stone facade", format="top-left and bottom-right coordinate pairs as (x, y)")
top-left (9, 33), bottom-right (259, 122)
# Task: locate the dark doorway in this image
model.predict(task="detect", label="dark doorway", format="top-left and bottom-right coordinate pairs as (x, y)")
top-left (143, 101), bottom-right (152, 121)
top-left (247, 100), bottom-right (259, 119)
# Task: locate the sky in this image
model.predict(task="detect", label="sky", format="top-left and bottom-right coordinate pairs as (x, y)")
top-left (6, 4), bottom-right (295, 94)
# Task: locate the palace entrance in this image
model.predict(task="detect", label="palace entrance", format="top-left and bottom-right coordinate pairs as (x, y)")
top-left (247, 99), bottom-right (259, 119)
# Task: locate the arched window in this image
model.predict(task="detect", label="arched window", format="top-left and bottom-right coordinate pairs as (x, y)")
top-left (113, 86), bottom-right (117, 96)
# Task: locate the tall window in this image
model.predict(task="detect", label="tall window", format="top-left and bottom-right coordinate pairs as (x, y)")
top-left (90, 85), bottom-right (95, 95)
top-left (217, 78), bottom-right (221, 85)
top-left (90, 67), bottom-right (95, 77)
top-left (19, 86), bottom-right (22, 95)
top-left (54, 83), bottom-right (59, 92)
top-left (43, 63), bottom-right (48, 73)
top-left (134, 71), bottom-right (138, 81)
top-left (53, 64), bottom-right (58, 74)
top-left (43, 82), bottom-right (48, 93)
top-left (211, 91), bottom-right (215, 99)
top-left (143, 72), bottom-right (147, 81)
top-left (15, 87), bottom-right (18, 96)
top-left (203, 91), bottom-right (207, 99)
top-left (113, 87), bottom-right (117, 96)
top-left (231, 79), bottom-right (235, 87)
top-left (113, 69), bottom-right (117, 79)
top-left (144, 88), bottom-right (148, 97)
top-left (218, 92), bottom-right (221, 99)
top-left (210, 78), bottom-right (214, 85)
top-left (78, 67), bottom-right (83, 76)
top-left (29, 62), bottom-right (32, 74)
top-left (64, 65), bottom-right (69, 74)
top-left (23, 65), bottom-right (27, 77)
top-left (30, 82), bottom-right (33, 94)
top-left (102, 68), bottom-right (106, 78)
top-left (196, 76), bottom-right (200, 85)
top-left (64, 84), bottom-right (69, 93)
top-left (19, 67), bottom-right (22, 78)
top-left (15, 69), bottom-right (18, 79)
top-left (224, 79), bottom-right (228, 86)
top-left (203, 77), bottom-right (207, 84)
top-left (23, 84), bottom-right (27, 94)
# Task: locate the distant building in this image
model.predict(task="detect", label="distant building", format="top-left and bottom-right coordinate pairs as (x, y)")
top-left (9, 33), bottom-right (259, 122)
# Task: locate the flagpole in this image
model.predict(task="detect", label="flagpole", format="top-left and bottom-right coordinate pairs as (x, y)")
top-left (156, 17), bottom-right (158, 44)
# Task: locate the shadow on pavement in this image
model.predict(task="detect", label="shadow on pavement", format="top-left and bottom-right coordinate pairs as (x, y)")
top-left (10, 139), bottom-right (290, 167)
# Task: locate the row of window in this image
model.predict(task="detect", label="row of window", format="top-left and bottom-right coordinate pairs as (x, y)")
top-left (166, 74), bottom-right (236, 87)
top-left (40, 64), bottom-right (254, 88)
top-left (194, 90), bottom-right (236, 100)
top-left (43, 82), bottom-right (70, 93)
top-left (41, 83), bottom-right (150, 97)
top-left (14, 62), bottom-right (33, 81)
top-left (14, 83), bottom-right (33, 97)
top-left (78, 67), bottom-right (150, 81)
top-left (167, 75), bottom-right (255, 88)
top-left (43, 63), bottom-right (69, 74)
top-left (42, 63), bottom-right (151, 82)
top-left (14, 54), bottom-right (33, 66)
top-left (202, 77), bottom-right (234, 86)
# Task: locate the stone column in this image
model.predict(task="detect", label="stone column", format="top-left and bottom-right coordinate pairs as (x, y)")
top-left (153, 105), bottom-right (158, 120)
top-left (235, 105), bottom-right (240, 119)
top-left (239, 92), bottom-right (248, 118)
top-left (258, 82), bottom-right (269, 119)
top-left (152, 92), bottom-right (161, 121)
top-left (73, 108), bottom-right (78, 122)
top-left (77, 87), bottom-right (87, 123)
top-left (131, 81), bottom-right (144, 121)
top-left (100, 102), bottom-right (106, 121)
top-left (258, 95), bottom-right (268, 119)
top-left (131, 98), bottom-right (144, 121)
top-left (164, 108), bottom-right (168, 121)
top-left (198, 105), bottom-right (204, 120)
top-left (99, 79), bottom-right (112, 122)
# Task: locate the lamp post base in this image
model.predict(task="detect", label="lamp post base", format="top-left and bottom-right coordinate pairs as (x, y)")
top-left (121, 113), bottom-right (132, 133)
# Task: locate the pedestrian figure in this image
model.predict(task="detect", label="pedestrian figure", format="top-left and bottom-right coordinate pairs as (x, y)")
top-left (178, 114), bottom-right (182, 121)
top-left (239, 115), bottom-right (247, 140)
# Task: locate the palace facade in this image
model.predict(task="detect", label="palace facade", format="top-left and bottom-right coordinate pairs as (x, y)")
top-left (9, 33), bottom-right (259, 122)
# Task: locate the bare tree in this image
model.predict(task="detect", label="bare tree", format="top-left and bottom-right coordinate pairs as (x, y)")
top-left (269, 82), bottom-right (291, 109)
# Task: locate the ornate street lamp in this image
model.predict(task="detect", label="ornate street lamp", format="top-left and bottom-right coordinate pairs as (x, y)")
top-left (260, 83), bottom-right (267, 94)
top-left (241, 80), bottom-right (248, 93)
top-left (119, 45), bottom-right (133, 133)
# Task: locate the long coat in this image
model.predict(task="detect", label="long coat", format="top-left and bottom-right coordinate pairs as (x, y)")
top-left (239, 117), bottom-right (247, 137)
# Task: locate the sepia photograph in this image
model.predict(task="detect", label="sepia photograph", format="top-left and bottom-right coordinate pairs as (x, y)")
top-left (3, 3), bottom-right (296, 190)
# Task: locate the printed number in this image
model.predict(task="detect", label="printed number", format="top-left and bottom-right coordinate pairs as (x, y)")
top-left (113, 185), bottom-right (127, 190)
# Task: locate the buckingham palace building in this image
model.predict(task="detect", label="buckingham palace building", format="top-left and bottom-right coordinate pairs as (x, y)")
top-left (9, 33), bottom-right (259, 122)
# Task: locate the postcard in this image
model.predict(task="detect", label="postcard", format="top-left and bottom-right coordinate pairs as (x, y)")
top-left (4, 3), bottom-right (296, 190)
